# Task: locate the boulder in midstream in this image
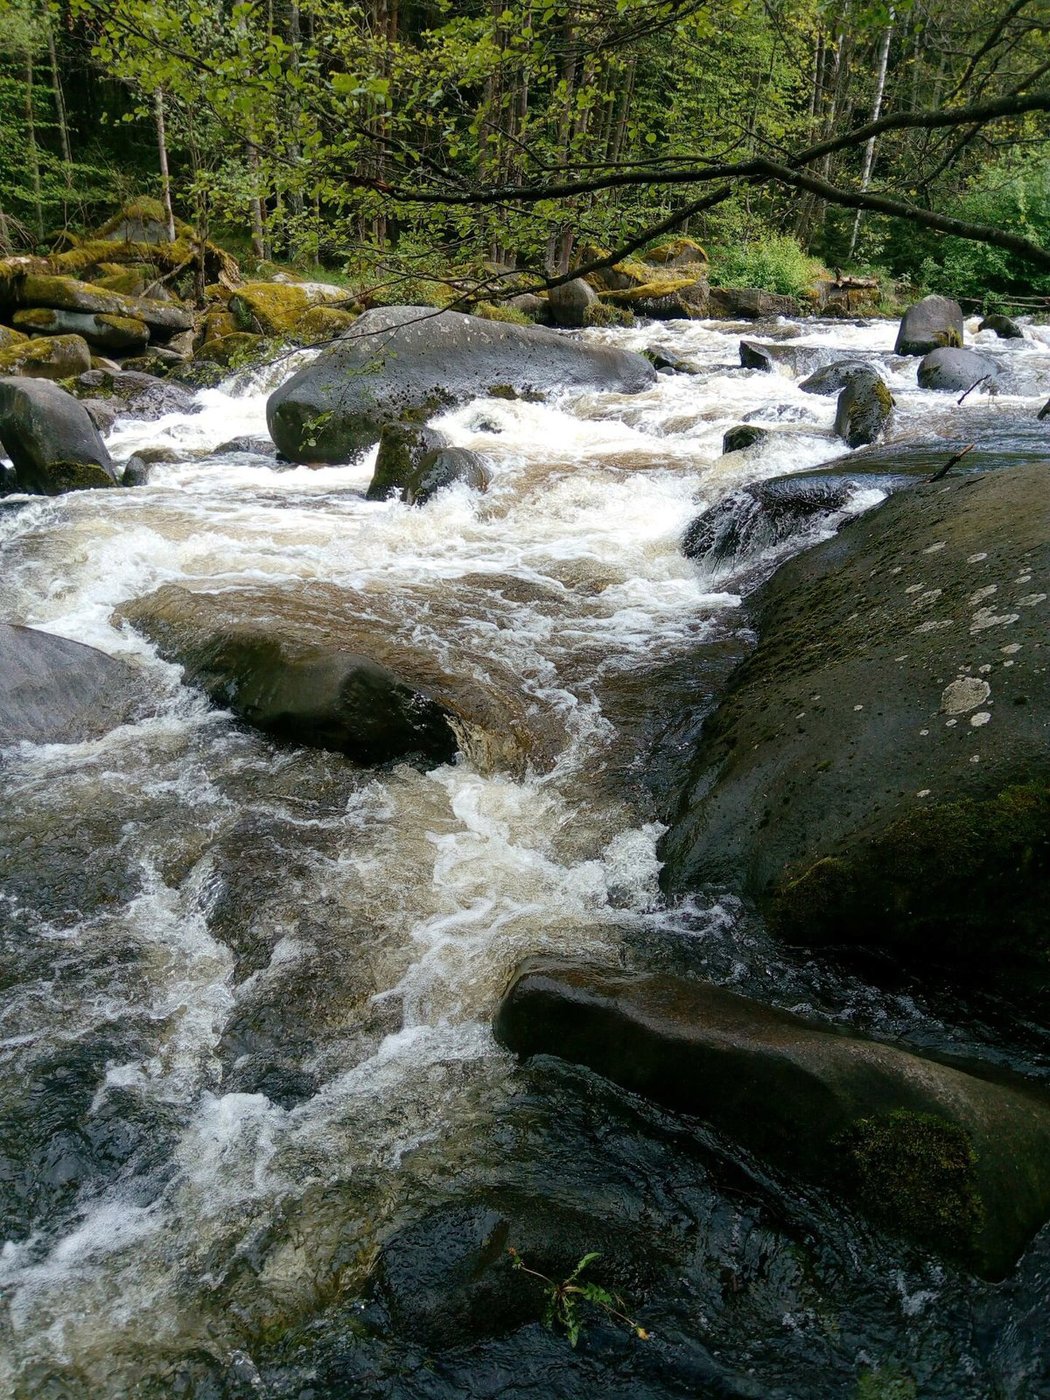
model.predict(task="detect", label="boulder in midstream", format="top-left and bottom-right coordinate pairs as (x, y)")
top-left (917, 347), bottom-right (997, 393)
top-left (662, 464), bottom-right (1050, 985)
top-left (367, 422), bottom-right (448, 501)
top-left (979, 313), bottom-right (1023, 340)
top-left (115, 582), bottom-right (567, 774)
top-left (403, 447), bottom-right (491, 506)
top-left (265, 305), bottom-right (656, 464)
top-left (0, 376), bottom-right (118, 493)
top-left (833, 369), bottom-right (893, 447)
top-left (495, 957), bottom-right (1050, 1279)
top-left (894, 294), bottom-right (964, 356)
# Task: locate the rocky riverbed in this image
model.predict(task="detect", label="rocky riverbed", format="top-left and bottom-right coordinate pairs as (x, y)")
top-left (1, 303), bottom-right (1049, 1399)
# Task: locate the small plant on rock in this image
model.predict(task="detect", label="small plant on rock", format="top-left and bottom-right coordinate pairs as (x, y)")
top-left (507, 1247), bottom-right (649, 1348)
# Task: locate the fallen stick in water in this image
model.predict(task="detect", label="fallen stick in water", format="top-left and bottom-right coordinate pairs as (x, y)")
top-left (1038, 397), bottom-right (1050, 421)
top-left (957, 376), bottom-right (990, 405)
top-left (929, 443), bottom-right (975, 482)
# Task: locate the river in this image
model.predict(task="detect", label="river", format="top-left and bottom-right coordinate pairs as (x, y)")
top-left (1, 312), bottom-right (1048, 1398)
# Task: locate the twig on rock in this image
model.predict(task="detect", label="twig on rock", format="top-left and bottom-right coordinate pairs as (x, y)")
top-left (929, 443), bottom-right (975, 482)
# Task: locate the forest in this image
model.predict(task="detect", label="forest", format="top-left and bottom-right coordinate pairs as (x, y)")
top-left (1, 0), bottom-right (1048, 305)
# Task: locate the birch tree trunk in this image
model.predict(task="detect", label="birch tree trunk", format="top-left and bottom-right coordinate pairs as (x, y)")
top-left (155, 89), bottom-right (177, 242)
top-left (847, 14), bottom-right (894, 262)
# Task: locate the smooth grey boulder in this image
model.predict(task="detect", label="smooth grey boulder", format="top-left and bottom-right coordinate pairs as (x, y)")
top-left (547, 278), bottom-right (596, 328)
top-left (367, 422), bottom-right (448, 502)
top-left (496, 958), bottom-right (1050, 1280)
top-left (265, 305), bottom-right (656, 464)
top-left (0, 623), bottom-right (146, 743)
top-left (833, 369), bottom-right (893, 447)
top-left (799, 361), bottom-right (870, 396)
top-left (662, 464), bottom-right (1050, 982)
top-left (979, 313), bottom-right (1023, 340)
top-left (917, 346), bottom-right (997, 393)
top-left (0, 377), bottom-right (118, 493)
top-left (894, 295), bottom-right (964, 356)
top-left (404, 447), bottom-right (491, 506)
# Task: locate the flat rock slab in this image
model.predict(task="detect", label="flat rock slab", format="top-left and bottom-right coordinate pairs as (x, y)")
top-left (0, 624), bottom-right (147, 744)
top-left (662, 464), bottom-right (1050, 977)
top-left (496, 958), bottom-right (1050, 1279)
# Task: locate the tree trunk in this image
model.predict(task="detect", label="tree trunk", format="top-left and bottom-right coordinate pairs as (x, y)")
top-left (24, 52), bottom-right (44, 242)
top-left (847, 15), bottom-right (894, 262)
top-left (155, 88), bottom-right (178, 242)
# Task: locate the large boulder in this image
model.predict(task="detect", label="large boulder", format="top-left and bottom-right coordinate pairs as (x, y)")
top-left (495, 958), bottom-right (1050, 1279)
top-left (662, 465), bottom-right (1050, 981)
top-left (917, 346), bottom-right (997, 393)
top-left (547, 278), bottom-right (596, 328)
top-left (799, 360), bottom-right (870, 396)
top-left (833, 369), bottom-right (894, 447)
top-left (708, 287), bottom-right (799, 320)
top-left (12, 306), bottom-right (149, 354)
top-left (0, 334), bottom-right (92, 379)
top-left (0, 377), bottom-right (118, 493)
top-left (228, 280), bottom-right (349, 337)
top-left (894, 295), bottom-right (964, 356)
top-left (266, 305), bottom-right (656, 464)
top-left (115, 583), bottom-right (567, 774)
top-left (0, 624), bottom-right (147, 743)
top-left (979, 313), bottom-right (1023, 341)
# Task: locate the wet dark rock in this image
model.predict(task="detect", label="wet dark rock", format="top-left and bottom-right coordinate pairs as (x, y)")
top-left (645, 344), bottom-right (699, 374)
top-left (834, 369), bottom-right (893, 447)
top-left (739, 340), bottom-right (841, 376)
top-left (214, 435), bottom-right (278, 457)
top-left (721, 424), bottom-right (770, 454)
top-left (0, 622), bottom-right (147, 743)
top-left (115, 583), bottom-right (567, 774)
top-left (495, 957), bottom-right (1050, 1278)
top-left (683, 477), bottom-right (854, 563)
top-left (116, 586), bottom-right (459, 767)
top-left (799, 361), bottom-right (870, 396)
top-left (367, 422), bottom-right (448, 501)
top-left (548, 277), bottom-right (596, 328)
top-left (894, 295), bottom-right (964, 356)
top-left (662, 464), bottom-right (1050, 986)
top-left (0, 377), bottom-right (118, 493)
top-left (917, 347), bottom-right (997, 393)
top-left (81, 397), bottom-right (117, 434)
top-left (74, 368), bottom-right (198, 421)
top-left (265, 305), bottom-right (656, 464)
top-left (404, 446), bottom-right (491, 506)
top-left (979, 314), bottom-right (1023, 340)
top-left (121, 454), bottom-right (153, 486)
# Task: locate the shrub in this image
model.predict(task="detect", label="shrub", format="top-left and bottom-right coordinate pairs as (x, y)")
top-left (707, 234), bottom-right (825, 297)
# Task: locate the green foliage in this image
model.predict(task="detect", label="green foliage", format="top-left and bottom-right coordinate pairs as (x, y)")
top-left (508, 1249), bottom-right (648, 1348)
top-left (708, 235), bottom-right (825, 297)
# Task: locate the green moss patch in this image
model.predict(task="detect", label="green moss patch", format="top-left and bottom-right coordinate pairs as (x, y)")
top-left (837, 1110), bottom-right (983, 1257)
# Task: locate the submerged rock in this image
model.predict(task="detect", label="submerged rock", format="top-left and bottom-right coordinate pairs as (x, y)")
top-left (683, 476), bottom-right (854, 563)
top-left (404, 446), bottom-right (491, 506)
top-left (917, 347), bottom-right (996, 393)
top-left (265, 305), bottom-right (656, 463)
top-left (116, 583), bottom-right (566, 774)
top-left (0, 623), bottom-right (146, 742)
top-left (496, 958), bottom-right (1050, 1279)
top-left (834, 369), bottom-right (893, 447)
top-left (662, 464), bottom-right (1050, 983)
top-left (721, 424), bottom-right (770, 454)
top-left (0, 377), bottom-right (117, 493)
top-left (894, 295), bottom-right (964, 356)
top-left (739, 340), bottom-right (841, 376)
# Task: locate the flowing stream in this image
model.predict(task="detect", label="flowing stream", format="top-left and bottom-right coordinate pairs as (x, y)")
top-left (1, 314), bottom-right (1049, 1398)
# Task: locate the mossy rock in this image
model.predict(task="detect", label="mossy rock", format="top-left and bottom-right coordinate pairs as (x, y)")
top-left (93, 197), bottom-right (196, 244)
top-left (194, 332), bottom-right (271, 368)
top-left (229, 282), bottom-right (312, 335)
top-left (93, 266), bottom-right (148, 297)
top-left (470, 301), bottom-right (531, 326)
top-left (496, 958), bottom-right (1050, 1277)
top-left (584, 301), bottom-right (635, 328)
top-left (0, 334), bottom-right (92, 378)
top-left (645, 236), bottom-right (708, 267)
top-left (603, 276), bottom-right (708, 320)
top-left (201, 306), bottom-right (238, 345)
top-left (293, 305), bottom-right (357, 343)
top-left (51, 236), bottom-right (239, 288)
top-left (0, 324), bottom-right (28, 351)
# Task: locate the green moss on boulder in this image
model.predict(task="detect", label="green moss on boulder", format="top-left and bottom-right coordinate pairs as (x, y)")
top-left (0, 334), bottom-right (92, 378)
